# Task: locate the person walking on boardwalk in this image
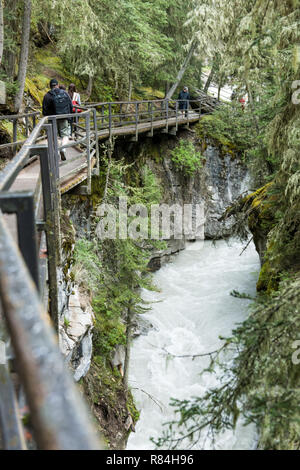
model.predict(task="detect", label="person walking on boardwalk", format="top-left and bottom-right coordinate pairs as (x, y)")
top-left (42, 78), bottom-right (73, 161)
top-left (178, 86), bottom-right (190, 117)
top-left (68, 84), bottom-right (81, 138)
top-left (68, 83), bottom-right (81, 108)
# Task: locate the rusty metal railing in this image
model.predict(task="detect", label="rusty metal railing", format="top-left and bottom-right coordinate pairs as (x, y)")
top-left (0, 211), bottom-right (103, 449)
top-left (0, 108), bottom-right (103, 449)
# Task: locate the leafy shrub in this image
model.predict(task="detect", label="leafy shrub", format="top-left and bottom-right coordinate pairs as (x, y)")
top-left (171, 140), bottom-right (203, 176)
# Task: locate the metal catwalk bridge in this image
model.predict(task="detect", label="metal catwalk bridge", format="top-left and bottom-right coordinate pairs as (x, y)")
top-left (0, 98), bottom-right (202, 449)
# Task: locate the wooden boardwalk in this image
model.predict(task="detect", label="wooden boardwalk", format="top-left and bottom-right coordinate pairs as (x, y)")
top-left (8, 143), bottom-right (91, 195)
top-left (97, 112), bottom-right (200, 139)
top-left (1, 101), bottom-right (201, 249)
top-left (6, 108), bottom-right (200, 198)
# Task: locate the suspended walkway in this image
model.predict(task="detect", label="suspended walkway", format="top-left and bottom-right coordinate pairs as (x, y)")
top-left (0, 97), bottom-right (202, 449)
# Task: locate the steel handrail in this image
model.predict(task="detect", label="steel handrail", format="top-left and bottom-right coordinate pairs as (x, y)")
top-left (0, 211), bottom-right (103, 450)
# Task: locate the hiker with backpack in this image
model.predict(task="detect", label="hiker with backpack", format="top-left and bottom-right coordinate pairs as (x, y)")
top-left (42, 78), bottom-right (73, 161)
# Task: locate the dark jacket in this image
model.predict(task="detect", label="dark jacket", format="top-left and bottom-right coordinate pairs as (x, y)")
top-left (42, 89), bottom-right (73, 117)
top-left (178, 90), bottom-right (190, 110)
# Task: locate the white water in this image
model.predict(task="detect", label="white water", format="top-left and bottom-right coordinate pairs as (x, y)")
top-left (127, 239), bottom-right (260, 450)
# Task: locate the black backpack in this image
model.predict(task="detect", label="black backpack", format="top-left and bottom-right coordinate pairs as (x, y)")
top-left (51, 88), bottom-right (71, 115)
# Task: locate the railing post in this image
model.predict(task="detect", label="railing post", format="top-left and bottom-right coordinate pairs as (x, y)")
top-left (48, 117), bottom-right (60, 177)
top-left (109, 103), bottom-right (112, 140)
top-left (16, 194), bottom-right (40, 291)
top-left (0, 364), bottom-right (26, 449)
top-left (86, 113), bottom-right (91, 194)
top-left (92, 108), bottom-right (100, 176)
top-left (165, 100), bottom-right (169, 133)
top-left (0, 192), bottom-right (40, 292)
top-left (12, 118), bottom-right (17, 154)
top-left (150, 101), bottom-right (154, 136)
top-left (37, 129), bottom-right (60, 330)
top-left (176, 100), bottom-right (178, 132)
top-left (135, 102), bottom-right (139, 141)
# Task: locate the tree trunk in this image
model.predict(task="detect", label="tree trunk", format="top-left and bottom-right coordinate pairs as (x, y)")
top-left (203, 61), bottom-right (216, 93)
top-left (123, 304), bottom-right (133, 398)
top-left (246, 80), bottom-right (259, 135)
top-left (164, 81), bottom-right (170, 97)
top-left (14, 0), bottom-right (31, 113)
top-left (197, 62), bottom-right (203, 90)
top-left (217, 74), bottom-right (224, 101)
top-left (86, 75), bottom-right (93, 97)
top-left (165, 39), bottom-right (197, 100)
top-left (0, 0), bottom-right (4, 65)
top-left (3, 0), bottom-right (17, 78)
top-left (128, 76), bottom-right (133, 102)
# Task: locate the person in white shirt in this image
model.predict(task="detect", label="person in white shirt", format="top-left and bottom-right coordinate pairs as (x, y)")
top-left (68, 84), bottom-right (81, 138)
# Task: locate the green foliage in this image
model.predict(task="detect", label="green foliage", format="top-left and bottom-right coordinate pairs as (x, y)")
top-left (93, 315), bottom-right (126, 358)
top-left (154, 0), bottom-right (300, 451)
top-left (73, 158), bottom-right (164, 361)
top-left (196, 84), bottom-right (284, 184)
top-left (154, 275), bottom-right (300, 450)
top-left (170, 139), bottom-right (203, 176)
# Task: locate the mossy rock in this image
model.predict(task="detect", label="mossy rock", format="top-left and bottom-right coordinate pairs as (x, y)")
top-left (83, 357), bottom-right (139, 449)
top-left (243, 183), bottom-right (275, 236)
top-left (195, 115), bottom-right (239, 158)
top-left (25, 76), bottom-right (50, 106)
top-left (256, 259), bottom-right (279, 293)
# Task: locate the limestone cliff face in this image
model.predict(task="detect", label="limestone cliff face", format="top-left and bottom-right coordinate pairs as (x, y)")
top-left (141, 129), bottom-right (249, 268)
top-left (57, 210), bottom-right (94, 383)
top-left (57, 126), bottom-right (250, 380)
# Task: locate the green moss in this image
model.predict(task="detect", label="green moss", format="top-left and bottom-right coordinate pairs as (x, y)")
top-left (242, 183), bottom-right (275, 237)
top-left (127, 390), bottom-right (140, 424)
top-left (0, 120), bottom-right (25, 141)
top-left (256, 259), bottom-right (278, 293)
top-left (83, 356), bottom-right (139, 449)
top-left (195, 115), bottom-right (238, 158)
top-left (26, 45), bottom-right (83, 105)
top-left (93, 314), bottom-right (126, 358)
top-left (134, 86), bottom-right (165, 100)
top-left (25, 76), bottom-right (49, 106)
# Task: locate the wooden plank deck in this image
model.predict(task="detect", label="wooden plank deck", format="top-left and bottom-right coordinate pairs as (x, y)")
top-left (4, 144), bottom-right (87, 244)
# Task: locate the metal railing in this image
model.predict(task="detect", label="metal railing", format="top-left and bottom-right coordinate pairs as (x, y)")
top-left (0, 108), bottom-right (103, 449)
top-left (84, 98), bottom-right (202, 139)
top-left (0, 109), bottom-right (40, 155)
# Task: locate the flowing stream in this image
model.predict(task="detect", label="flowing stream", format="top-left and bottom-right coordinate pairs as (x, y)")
top-left (127, 239), bottom-right (260, 450)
